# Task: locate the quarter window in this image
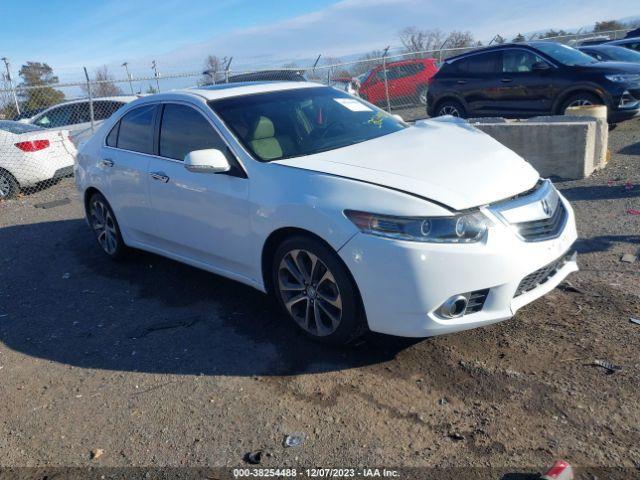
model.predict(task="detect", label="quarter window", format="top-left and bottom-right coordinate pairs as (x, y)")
top-left (116, 104), bottom-right (156, 154)
top-left (159, 104), bottom-right (228, 161)
top-left (106, 122), bottom-right (119, 147)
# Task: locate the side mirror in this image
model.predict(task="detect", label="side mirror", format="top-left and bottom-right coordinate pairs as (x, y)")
top-left (532, 61), bottom-right (551, 71)
top-left (392, 114), bottom-right (404, 122)
top-left (184, 149), bottom-right (231, 174)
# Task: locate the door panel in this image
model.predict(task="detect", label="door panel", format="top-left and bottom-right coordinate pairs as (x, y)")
top-left (147, 161), bottom-right (251, 275)
top-left (453, 52), bottom-right (503, 115)
top-left (104, 149), bottom-right (155, 240)
top-left (497, 49), bottom-right (556, 115)
top-left (102, 104), bottom-right (158, 241)
top-left (146, 103), bottom-right (252, 277)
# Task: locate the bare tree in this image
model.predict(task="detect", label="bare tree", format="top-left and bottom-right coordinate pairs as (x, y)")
top-left (399, 27), bottom-right (444, 56)
top-left (594, 20), bottom-right (625, 32)
top-left (446, 31), bottom-right (476, 49)
top-left (201, 54), bottom-right (224, 84)
top-left (350, 50), bottom-right (386, 77)
top-left (82, 66), bottom-right (122, 97)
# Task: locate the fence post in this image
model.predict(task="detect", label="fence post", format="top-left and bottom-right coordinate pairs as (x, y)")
top-left (1, 57), bottom-right (20, 116)
top-left (121, 62), bottom-right (134, 94)
top-left (382, 46), bottom-right (391, 113)
top-left (83, 67), bottom-right (95, 132)
top-left (151, 60), bottom-right (160, 92)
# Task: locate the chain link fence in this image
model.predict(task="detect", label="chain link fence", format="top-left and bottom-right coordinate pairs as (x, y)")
top-left (0, 28), bottom-right (634, 202)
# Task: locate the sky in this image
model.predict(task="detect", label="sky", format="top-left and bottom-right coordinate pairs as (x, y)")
top-left (1, 0), bottom-right (639, 84)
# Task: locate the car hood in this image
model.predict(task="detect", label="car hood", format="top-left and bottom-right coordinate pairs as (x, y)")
top-left (575, 61), bottom-right (640, 73)
top-left (273, 118), bottom-right (539, 211)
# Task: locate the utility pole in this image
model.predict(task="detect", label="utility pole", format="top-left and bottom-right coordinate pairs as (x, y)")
top-left (1, 57), bottom-right (20, 116)
top-left (151, 60), bottom-right (160, 92)
top-left (121, 62), bottom-right (134, 94)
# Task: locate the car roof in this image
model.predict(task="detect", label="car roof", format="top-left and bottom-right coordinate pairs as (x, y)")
top-left (45, 95), bottom-right (139, 107)
top-left (443, 42), bottom-right (540, 62)
top-left (606, 38), bottom-right (639, 45)
top-left (186, 81), bottom-right (322, 101)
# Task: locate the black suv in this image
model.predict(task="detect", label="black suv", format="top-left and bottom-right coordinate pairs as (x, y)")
top-left (427, 41), bottom-right (640, 123)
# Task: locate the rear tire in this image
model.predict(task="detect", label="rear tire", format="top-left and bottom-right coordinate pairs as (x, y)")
top-left (272, 235), bottom-right (367, 345)
top-left (0, 169), bottom-right (19, 200)
top-left (436, 99), bottom-right (466, 118)
top-left (88, 192), bottom-right (128, 260)
top-left (560, 92), bottom-right (603, 114)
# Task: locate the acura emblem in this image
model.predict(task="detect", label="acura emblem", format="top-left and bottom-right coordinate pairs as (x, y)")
top-left (541, 199), bottom-right (553, 217)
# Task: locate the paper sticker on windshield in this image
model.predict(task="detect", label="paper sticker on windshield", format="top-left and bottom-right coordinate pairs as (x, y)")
top-left (334, 98), bottom-right (373, 112)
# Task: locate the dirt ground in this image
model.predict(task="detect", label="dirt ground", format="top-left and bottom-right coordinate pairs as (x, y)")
top-left (0, 117), bottom-right (639, 479)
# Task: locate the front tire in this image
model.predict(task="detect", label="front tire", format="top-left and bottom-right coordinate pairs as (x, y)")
top-left (272, 235), bottom-right (366, 345)
top-left (0, 169), bottom-right (19, 200)
top-left (560, 92), bottom-right (603, 114)
top-left (88, 192), bottom-right (128, 260)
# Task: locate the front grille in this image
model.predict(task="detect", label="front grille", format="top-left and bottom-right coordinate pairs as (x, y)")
top-left (514, 250), bottom-right (575, 297)
top-left (514, 201), bottom-right (567, 242)
top-left (465, 289), bottom-right (490, 314)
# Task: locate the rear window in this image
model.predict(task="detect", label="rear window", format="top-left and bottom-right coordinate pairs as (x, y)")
top-left (116, 104), bottom-right (156, 154)
top-left (0, 121), bottom-right (43, 134)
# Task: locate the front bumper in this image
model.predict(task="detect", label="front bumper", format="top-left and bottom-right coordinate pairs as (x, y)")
top-left (338, 193), bottom-right (578, 337)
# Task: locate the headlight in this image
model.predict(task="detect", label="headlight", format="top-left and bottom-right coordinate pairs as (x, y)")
top-left (605, 74), bottom-right (640, 83)
top-left (344, 210), bottom-right (489, 243)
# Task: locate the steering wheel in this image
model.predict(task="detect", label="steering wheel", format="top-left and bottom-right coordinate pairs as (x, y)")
top-left (318, 121), bottom-right (345, 140)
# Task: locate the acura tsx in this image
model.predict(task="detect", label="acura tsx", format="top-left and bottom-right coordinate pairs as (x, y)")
top-left (75, 82), bottom-right (578, 344)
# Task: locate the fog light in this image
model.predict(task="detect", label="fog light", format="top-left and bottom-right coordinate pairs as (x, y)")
top-left (437, 295), bottom-right (468, 319)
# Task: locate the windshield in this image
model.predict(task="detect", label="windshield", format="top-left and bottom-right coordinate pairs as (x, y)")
top-left (533, 42), bottom-right (598, 66)
top-left (598, 45), bottom-right (640, 62)
top-left (209, 87), bottom-right (406, 161)
top-left (0, 120), bottom-right (44, 134)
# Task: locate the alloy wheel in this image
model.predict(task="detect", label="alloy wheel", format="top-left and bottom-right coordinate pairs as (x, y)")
top-left (567, 99), bottom-right (593, 108)
top-left (439, 105), bottom-right (460, 116)
top-left (90, 199), bottom-right (118, 255)
top-left (277, 249), bottom-right (343, 336)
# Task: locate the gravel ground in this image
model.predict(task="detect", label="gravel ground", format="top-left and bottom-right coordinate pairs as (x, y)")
top-left (0, 118), bottom-right (639, 479)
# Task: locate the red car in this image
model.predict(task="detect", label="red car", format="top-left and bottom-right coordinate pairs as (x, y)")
top-left (356, 58), bottom-right (438, 107)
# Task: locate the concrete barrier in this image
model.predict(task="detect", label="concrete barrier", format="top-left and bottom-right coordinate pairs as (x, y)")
top-left (468, 117), bottom-right (597, 180)
top-left (563, 105), bottom-right (609, 169)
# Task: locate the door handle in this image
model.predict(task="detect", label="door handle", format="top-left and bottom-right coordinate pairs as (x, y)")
top-left (100, 158), bottom-right (114, 168)
top-left (500, 78), bottom-right (513, 83)
top-left (149, 171), bottom-right (170, 183)
top-left (456, 80), bottom-right (467, 84)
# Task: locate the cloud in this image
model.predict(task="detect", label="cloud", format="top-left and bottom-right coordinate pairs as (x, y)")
top-left (147, 0), bottom-right (639, 73)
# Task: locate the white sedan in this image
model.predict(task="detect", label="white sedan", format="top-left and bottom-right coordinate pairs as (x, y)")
top-left (75, 82), bottom-right (578, 344)
top-left (0, 121), bottom-right (77, 199)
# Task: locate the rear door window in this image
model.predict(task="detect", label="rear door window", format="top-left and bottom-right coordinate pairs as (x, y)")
top-left (456, 52), bottom-right (501, 74)
top-left (116, 104), bottom-right (156, 154)
top-left (34, 105), bottom-right (74, 128)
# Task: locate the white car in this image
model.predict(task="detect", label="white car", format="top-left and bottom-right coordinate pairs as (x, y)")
top-left (75, 82), bottom-right (578, 344)
top-left (25, 96), bottom-right (138, 147)
top-left (0, 121), bottom-right (77, 199)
